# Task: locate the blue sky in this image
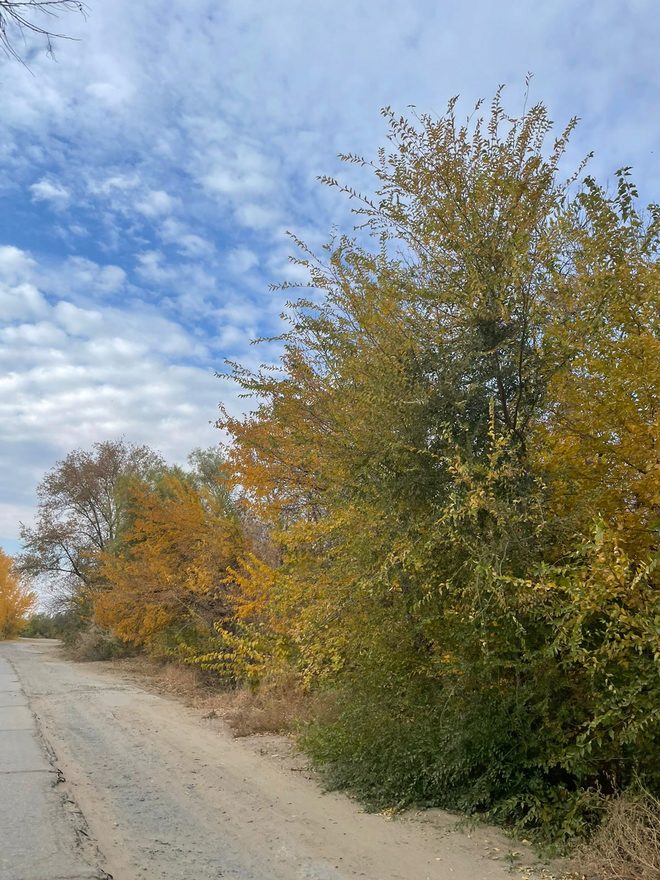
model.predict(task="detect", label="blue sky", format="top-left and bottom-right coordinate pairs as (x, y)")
top-left (1, 0), bottom-right (658, 554)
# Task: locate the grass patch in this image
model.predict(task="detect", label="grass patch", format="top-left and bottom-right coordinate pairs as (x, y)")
top-left (574, 787), bottom-right (660, 880)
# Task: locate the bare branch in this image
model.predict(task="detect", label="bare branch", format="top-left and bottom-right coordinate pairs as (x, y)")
top-left (0, 1), bottom-right (87, 64)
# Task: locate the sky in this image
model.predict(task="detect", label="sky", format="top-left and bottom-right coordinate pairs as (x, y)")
top-left (1, 0), bottom-right (658, 555)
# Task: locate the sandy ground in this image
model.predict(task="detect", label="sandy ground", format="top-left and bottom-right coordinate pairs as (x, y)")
top-left (3, 639), bottom-right (562, 880)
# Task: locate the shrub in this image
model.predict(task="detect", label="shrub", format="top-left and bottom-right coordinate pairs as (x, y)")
top-left (66, 625), bottom-right (135, 662)
top-left (575, 787), bottom-right (660, 880)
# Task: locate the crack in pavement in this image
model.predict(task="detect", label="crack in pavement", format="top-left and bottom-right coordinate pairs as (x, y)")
top-left (0, 648), bottom-right (110, 880)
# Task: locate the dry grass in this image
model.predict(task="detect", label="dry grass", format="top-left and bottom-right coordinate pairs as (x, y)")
top-left (217, 673), bottom-right (312, 737)
top-left (104, 655), bottom-right (210, 701)
top-left (66, 625), bottom-right (133, 662)
top-left (152, 661), bottom-right (204, 698)
top-left (105, 657), bottom-right (315, 738)
top-left (574, 787), bottom-right (660, 880)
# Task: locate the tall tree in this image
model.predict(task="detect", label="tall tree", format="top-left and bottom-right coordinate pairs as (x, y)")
top-left (95, 457), bottom-right (243, 650)
top-left (18, 440), bottom-right (163, 602)
top-left (218, 91), bottom-right (660, 839)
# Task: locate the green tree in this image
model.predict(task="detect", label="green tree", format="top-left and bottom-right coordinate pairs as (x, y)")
top-left (220, 90), bottom-right (659, 844)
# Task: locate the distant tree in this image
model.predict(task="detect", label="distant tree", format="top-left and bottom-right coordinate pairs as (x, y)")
top-left (18, 440), bottom-right (164, 603)
top-left (0, 0), bottom-right (86, 63)
top-left (21, 608), bottom-right (79, 639)
top-left (0, 548), bottom-right (36, 639)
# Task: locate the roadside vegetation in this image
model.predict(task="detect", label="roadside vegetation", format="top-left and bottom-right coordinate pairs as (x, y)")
top-left (0, 548), bottom-right (36, 638)
top-left (18, 90), bottom-right (659, 871)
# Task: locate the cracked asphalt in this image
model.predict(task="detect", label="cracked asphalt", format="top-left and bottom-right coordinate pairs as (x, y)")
top-left (0, 645), bottom-right (104, 880)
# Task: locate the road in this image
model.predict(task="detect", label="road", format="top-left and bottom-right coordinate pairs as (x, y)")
top-left (0, 639), bottom-right (532, 880)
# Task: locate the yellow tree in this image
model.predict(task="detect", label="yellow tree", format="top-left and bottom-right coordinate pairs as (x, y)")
top-left (536, 173), bottom-right (660, 558)
top-left (0, 549), bottom-right (36, 639)
top-left (95, 471), bottom-right (244, 651)
top-left (217, 92), bottom-right (660, 839)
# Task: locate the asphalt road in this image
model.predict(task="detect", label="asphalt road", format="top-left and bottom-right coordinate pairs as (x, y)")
top-left (0, 645), bottom-right (104, 880)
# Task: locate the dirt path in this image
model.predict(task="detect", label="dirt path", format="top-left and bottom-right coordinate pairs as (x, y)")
top-left (2, 639), bottom-right (554, 880)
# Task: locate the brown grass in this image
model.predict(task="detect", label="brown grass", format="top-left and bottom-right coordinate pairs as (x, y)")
top-left (104, 656), bottom-right (315, 739)
top-left (217, 673), bottom-right (312, 737)
top-left (152, 661), bottom-right (204, 697)
top-left (574, 787), bottom-right (660, 880)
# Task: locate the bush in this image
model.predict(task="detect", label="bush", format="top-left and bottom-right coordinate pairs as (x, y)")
top-left (66, 625), bottom-right (135, 662)
top-left (302, 652), bottom-right (604, 848)
top-left (575, 787), bottom-right (660, 880)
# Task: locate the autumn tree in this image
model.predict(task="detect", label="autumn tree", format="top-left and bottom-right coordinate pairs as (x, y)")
top-left (95, 449), bottom-right (244, 651)
top-left (219, 91), bottom-right (659, 842)
top-left (0, 549), bottom-right (36, 639)
top-left (535, 171), bottom-right (660, 557)
top-left (18, 440), bottom-right (163, 605)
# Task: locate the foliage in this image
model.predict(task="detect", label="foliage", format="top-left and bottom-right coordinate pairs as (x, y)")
top-left (218, 90), bottom-right (659, 846)
top-left (0, 549), bottom-right (36, 638)
top-left (18, 440), bottom-right (164, 606)
top-left (65, 624), bottom-right (134, 662)
top-left (95, 454), bottom-right (244, 652)
top-left (21, 610), bottom-right (72, 639)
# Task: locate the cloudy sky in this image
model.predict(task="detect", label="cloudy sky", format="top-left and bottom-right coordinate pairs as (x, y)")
top-left (1, 0), bottom-right (658, 554)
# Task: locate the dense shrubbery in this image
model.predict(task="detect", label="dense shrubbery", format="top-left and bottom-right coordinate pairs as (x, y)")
top-left (215, 92), bottom-right (659, 847)
top-left (19, 91), bottom-right (659, 850)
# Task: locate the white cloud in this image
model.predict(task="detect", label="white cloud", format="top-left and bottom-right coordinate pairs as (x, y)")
top-left (0, 282), bottom-right (48, 321)
top-left (134, 250), bottom-right (172, 285)
top-left (0, 245), bottom-right (36, 280)
top-left (0, 246), bottom-right (232, 543)
top-left (53, 301), bottom-right (104, 336)
top-left (227, 247), bottom-right (258, 274)
top-left (87, 173), bottom-right (140, 197)
top-left (63, 257), bottom-right (127, 294)
top-left (30, 178), bottom-right (70, 207)
top-left (235, 202), bottom-right (280, 231)
top-left (160, 218), bottom-right (214, 257)
top-left (85, 78), bottom-right (134, 108)
top-left (136, 189), bottom-right (178, 218)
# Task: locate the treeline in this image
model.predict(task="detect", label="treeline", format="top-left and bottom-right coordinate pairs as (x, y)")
top-left (19, 93), bottom-right (659, 850)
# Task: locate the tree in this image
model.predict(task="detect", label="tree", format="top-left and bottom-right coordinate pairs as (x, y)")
top-left (534, 171), bottom-right (660, 558)
top-left (18, 440), bottom-right (163, 603)
top-left (0, 0), bottom-right (85, 62)
top-left (95, 456), bottom-right (244, 651)
top-left (0, 549), bottom-right (36, 639)
top-left (218, 91), bottom-right (659, 842)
